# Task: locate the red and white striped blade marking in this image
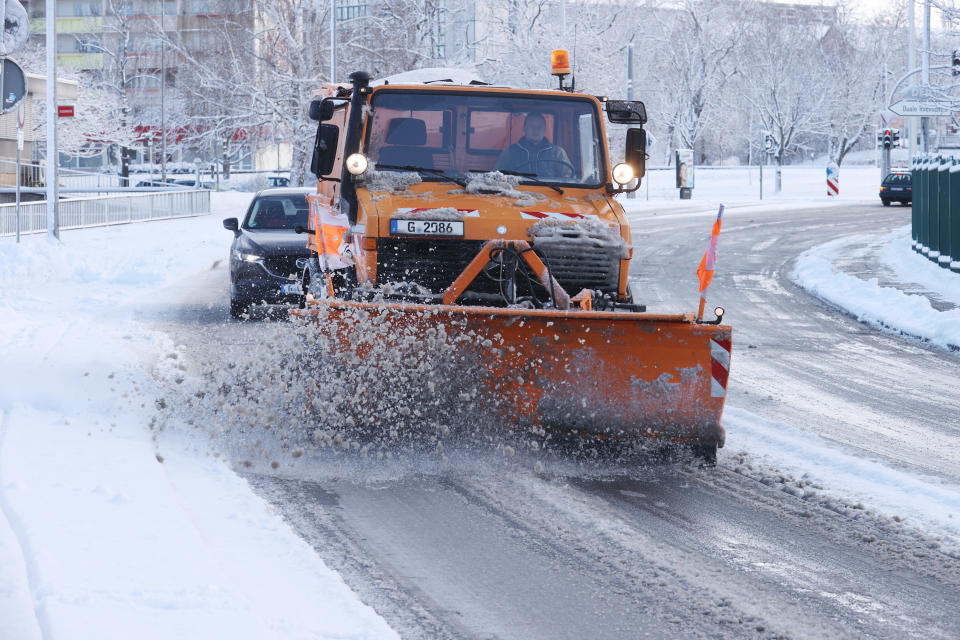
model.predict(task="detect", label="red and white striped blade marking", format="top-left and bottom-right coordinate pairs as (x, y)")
top-left (520, 211), bottom-right (596, 220)
top-left (710, 337), bottom-right (731, 398)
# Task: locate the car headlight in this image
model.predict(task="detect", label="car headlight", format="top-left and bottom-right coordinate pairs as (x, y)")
top-left (234, 250), bottom-right (263, 263)
top-left (345, 153), bottom-right (369, 176)
top-left (612, 162), bottom-right (635, 185)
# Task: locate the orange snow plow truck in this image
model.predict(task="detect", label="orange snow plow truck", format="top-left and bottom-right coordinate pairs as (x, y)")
top-left (294, 59), bottom-right (731, 461)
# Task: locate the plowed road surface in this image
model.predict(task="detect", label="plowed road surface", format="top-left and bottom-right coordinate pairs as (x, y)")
top-left (149, 201), bottom-right (960, 640)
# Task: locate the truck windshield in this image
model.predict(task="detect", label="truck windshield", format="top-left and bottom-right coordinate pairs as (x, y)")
top-left (364, 90), bottom-right (605, 187)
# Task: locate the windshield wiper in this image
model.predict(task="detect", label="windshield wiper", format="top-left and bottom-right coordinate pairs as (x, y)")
top-left (484, 169), bottom-right (563, 194)
top-left (375, 163), bottom-right (466, 187)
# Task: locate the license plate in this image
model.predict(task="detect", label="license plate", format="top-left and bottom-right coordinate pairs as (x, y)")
top-left (281, 283), bottom-right (302, 294)
top-left (390, 219), bottom-right (464, 237)
top-left (889, 187), bottom-right (903, 192)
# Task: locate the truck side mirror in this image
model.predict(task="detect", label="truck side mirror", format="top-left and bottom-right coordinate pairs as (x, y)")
top-left (223, 217), bottom-right (239, 235)
top-left (310, 123), bottom-right (340, 178)
top-left (606, 100), bottom-right (647, 125)
top-left (309, 98), bottom-right (336, 122)
top-left (625, 128), bottom-right (646, 178)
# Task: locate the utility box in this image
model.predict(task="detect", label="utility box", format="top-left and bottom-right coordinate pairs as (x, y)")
top-left (676, 148), bottom-right (694, 199)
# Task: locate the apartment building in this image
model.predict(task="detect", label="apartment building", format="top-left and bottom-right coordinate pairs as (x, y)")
top-left (21, 0), bottom-right (482, 172)
top-left (22, 1), bottom-right (250, 169)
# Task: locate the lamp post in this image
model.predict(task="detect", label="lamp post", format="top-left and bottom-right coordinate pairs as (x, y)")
top-left (160, 4), bottom-right (167, 184)
top-left (45, 0), bottom-right (59, 239)
top-left (921, 0), bottom-right (930, 153)
top-left (330, 0), bottom-right (336, 82)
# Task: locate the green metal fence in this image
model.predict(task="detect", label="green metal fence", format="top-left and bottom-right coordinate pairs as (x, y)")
top-left (912, 154), bottom-right (960, 273)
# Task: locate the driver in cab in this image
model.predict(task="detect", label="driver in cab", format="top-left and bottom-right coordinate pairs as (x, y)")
top-left (495, 112), bottom-right (572, 177)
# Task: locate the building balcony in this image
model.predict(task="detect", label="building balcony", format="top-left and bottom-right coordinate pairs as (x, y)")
top-left (57, 53), bottom-right (105, 70)
top-left (31, 16), bottom-right (104, 35)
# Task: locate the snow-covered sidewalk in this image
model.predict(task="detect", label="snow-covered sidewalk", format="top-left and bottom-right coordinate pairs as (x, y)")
top-left (0, 194), bottom-right (397, 640)
top-left (793, 225), bottom-right (960, 350)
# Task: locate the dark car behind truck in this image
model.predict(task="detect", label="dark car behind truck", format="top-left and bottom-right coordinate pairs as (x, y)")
top-left (222, 187), bottom-right (313, 318)
top-left (880, 172), bottom-right (912, 206)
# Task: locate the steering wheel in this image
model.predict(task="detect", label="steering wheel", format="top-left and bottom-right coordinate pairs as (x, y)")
top-left (515, 159), bottom-right (577, 179)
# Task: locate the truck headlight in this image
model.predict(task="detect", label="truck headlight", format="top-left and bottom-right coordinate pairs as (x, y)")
top-left (612, 162), bottom-right (635, 185)
top-left (346, 153), bottom-right (369, 175)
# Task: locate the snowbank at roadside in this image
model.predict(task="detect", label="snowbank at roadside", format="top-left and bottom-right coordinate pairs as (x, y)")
top-left (793, 226), bottom-right (960, 350)
top-left (881, 228), bottom-right (960, 306)
top-left (0, 193), bottom-right (397, 640)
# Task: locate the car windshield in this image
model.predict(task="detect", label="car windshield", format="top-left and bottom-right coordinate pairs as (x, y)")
top-left (884, 174), bottom-right (910, 185)
top-left (245, 195), bottom-right (308, 230)
top-left (364, 90), bottom-right (605, 186)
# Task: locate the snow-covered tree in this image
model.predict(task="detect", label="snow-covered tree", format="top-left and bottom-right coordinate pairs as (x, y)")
top-left (742, 9), bottom-right (833, 191)
top-left (69, 0), bottom-right (163, 181)
top-left (821, 3), bottom-right (906, 166)
top-left (649, 0), bottom-right (751, 163)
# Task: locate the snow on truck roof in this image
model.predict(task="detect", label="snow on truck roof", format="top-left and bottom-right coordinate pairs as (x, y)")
top-left (372, 67), bottom-right (489, 87)
top-left (314, 68), bottom-right (495, 98)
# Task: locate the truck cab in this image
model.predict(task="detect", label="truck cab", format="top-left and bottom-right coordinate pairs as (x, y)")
top-left (303, 66), bottom-right (647, 308)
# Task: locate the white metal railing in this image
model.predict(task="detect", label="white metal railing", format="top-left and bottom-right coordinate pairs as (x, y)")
top-left (0, 190), bottom-right (211, 237)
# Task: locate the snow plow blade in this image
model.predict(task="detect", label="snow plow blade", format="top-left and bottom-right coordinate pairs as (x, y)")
top-left (294, 300), bottom-right (731, 447)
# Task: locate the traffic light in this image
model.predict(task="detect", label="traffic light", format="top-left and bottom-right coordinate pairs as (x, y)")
top-left (953, 50), bottom-right (960, 76)
top-left (882, 129), bottom-right (892, 149)
top-left (892, 128), bottom-right (901, 147)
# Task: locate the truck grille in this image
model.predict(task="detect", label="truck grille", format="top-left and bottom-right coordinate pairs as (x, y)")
top-left (376, 239), bottom-right (487, 292)
top-left (534, 244), bottom-right (621, 293)
top-left (532, 228), bottom-right (622, 293)
top-left (375, 237), bottom-right (620, 298)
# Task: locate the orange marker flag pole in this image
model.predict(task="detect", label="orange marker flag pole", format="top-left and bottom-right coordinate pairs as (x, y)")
top-left (696, 204), bottom-right (725, 322)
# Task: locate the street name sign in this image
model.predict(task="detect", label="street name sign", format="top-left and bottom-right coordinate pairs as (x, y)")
top-left (888, 100), bottom-right (953, 117)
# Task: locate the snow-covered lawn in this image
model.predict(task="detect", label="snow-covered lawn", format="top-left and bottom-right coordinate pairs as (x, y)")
top-left (632, 164), bottom-right (881, 203)
top-left (0, 193), bottom-right (397, 640)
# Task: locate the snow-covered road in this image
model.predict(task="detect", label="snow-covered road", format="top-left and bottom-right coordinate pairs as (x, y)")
top-left (0, 195), bottom-right (396, 640)
top-left (2, 193), bottom-right (960, 639)
top-left (625, 200), bottom-right (960, 530)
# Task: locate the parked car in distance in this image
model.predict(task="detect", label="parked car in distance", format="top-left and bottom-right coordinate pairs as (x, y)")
top-left (222, 188), bottom-right (313, 319)
top-left (880, 171), bottom-right (911, 206)
top-left (135, 178), bottom-right (178, 188)
top-left (173, 178), bottom-right (214, 189)
top-left (267, 175), bottom-right (290, 187)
